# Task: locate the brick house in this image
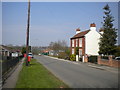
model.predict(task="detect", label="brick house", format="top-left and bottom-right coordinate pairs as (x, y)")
top-left (70, 23), bottom-right (100, 62)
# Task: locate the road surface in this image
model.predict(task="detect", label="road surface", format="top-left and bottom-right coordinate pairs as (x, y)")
top-left (35, 55), bottom-right (118, 88)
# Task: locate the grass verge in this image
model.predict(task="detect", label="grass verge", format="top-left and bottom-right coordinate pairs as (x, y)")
top-left (15, 59), bottom-right (69, 88)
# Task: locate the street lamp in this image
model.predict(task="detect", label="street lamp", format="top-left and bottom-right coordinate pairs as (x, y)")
top-left (26, 0), bottom-right (30, 66)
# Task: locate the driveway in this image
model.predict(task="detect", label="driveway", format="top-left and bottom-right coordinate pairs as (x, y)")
top-left (35, 55), bottom-right (118, 88)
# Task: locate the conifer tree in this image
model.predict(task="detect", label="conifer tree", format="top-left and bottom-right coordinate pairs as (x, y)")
top-left (99, 4), bottom-right (117, 55)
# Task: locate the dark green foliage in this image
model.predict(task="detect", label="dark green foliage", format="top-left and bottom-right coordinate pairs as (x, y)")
top-left (75, 47), bottom-right (79, 55)
top-left (114, 45), bottom-right (120, 57)
top-left (88, 56), bottom-right (97, 63)
top-left (29, 46), bottom-right (31, 52)
top-left (99, 4), bottom-right (117, 55)
top-left (21, 47), bottom-right (26, 55)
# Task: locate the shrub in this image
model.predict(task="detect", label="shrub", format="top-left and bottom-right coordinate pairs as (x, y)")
top-left (58, 52), bottom-right (67, 59)
top-left (88, 56), bottom-right (97, 63)
top-left (70, 54), bottom-right (76, 61)
top-left (75, 47), bottom-right (79, 55)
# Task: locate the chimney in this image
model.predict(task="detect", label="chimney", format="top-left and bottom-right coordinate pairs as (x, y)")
top-left (90, 23), bottom-right (96, 31)
top-left (99, 28), bottom-right (104, 34)
top-left (76, 28), bottom-right (80, 34)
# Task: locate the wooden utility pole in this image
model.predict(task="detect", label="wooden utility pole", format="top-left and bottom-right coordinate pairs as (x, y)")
top-left (26, 0), bottom-right (30, 66)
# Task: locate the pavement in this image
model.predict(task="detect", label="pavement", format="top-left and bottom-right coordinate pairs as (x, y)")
top-left (35, 55), bottom-right (119, 88)
top-left (2, 58), bottom-right (24, 89)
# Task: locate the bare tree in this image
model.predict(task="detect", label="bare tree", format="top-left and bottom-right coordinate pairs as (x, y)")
top-left (49, 40), bottom-right (68, 55)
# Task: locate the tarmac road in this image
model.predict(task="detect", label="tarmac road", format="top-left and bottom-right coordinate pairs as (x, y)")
top-left (35, 55), bottom-right (118, 88)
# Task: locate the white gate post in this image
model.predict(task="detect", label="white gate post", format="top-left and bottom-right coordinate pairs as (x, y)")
top-left (76, 55), bottom-right (79, 61)
top-left (83, 56), bottom-right (84, 62)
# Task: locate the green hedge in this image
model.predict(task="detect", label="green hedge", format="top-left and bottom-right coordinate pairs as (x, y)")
top-left (88, 56), bottom-right (97, 63)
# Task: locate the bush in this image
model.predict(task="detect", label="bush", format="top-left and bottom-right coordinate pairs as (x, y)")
top-left (58, 52), bottom-right (67, 59)
top-left (88, 56), bottom-right (97, 63)
top-left (70, 54), bottom-right (76, 61)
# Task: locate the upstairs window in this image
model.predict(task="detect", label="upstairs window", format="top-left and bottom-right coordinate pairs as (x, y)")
top-left (72, 39), bottom-right (74, 47)
top-left (79, 38), bottom-right (82, 47)
top-left (76, 39), bottom-right (78, 47)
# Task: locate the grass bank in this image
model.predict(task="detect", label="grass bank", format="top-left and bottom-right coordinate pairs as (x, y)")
top-left (16, 59), bottom-right (69, 88)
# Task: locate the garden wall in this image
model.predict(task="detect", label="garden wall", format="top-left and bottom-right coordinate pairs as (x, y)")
top-left (98, 56), bottom-right (120, 68)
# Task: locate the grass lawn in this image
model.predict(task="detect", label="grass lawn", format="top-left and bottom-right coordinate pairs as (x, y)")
top-left (16, 59), bottom-right (69, 88)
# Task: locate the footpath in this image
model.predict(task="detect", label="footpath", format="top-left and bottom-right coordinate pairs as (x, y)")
top-left (2, 58), bottom-right (24, 89)
top-left (45, 55), bottom-right (119, 74)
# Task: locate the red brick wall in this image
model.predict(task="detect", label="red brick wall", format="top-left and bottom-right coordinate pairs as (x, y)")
top-left (70, 37), bottom-right (85, 56)
top-left (110, 60), bottom-right (120, 67)
top-left (74, 39), bottom-right (76, 48)
top-left (98, 56), bottom-right (120, 68)
top-left (77, 39), bottom-right (79, 47)
top-left (82, 37), bottom-right (85, 56)
top-left (74, 39), bottom-right (76, 54)
top-left (98, 59), bottom-right (110, 66)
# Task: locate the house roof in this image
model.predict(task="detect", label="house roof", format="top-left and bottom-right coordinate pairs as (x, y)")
top-left (71, 30), bottom-right (90, 39)
top-left (0, 45), bottom-right (20, 52)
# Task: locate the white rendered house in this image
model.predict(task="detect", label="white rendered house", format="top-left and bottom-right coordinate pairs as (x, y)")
top-left (70, 23), bottom-right (101, 58)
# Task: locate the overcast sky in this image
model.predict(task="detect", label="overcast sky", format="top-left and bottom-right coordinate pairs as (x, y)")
top-left (2, 2), bottom-right (118, 46)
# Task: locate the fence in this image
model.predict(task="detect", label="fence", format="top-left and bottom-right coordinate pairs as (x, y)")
top-left (2, 55), bottom-right (23, 84)
top-left (2, 55), bottom-right (23, 75)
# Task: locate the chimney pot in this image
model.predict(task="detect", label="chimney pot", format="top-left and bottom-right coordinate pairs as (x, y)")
top-left (90, 23), bottom-right (96, 31)
top-left (76, 28), bottom-right (80, 34)
top-left (90, 23), bottom-right (96, 27)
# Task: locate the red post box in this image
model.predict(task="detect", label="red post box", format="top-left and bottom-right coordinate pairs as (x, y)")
top-left (28, 56), bottom-right (31, 62)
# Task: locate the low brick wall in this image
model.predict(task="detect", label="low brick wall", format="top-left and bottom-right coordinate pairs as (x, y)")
top-left (98, 56), bottom-right (120, 68)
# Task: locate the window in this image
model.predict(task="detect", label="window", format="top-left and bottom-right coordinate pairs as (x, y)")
top-left (79, 49), bottom-right (82, 56)
top-left (79, 38), bottom-right (82, 47)
top-left (76, 39), bottom-right (78, 47)
top-left (72, 39), bottom-right (74, 47)
top-left (72, 49), bottom-right (74, 54)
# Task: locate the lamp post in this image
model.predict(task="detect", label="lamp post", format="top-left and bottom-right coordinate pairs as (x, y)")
top-left (26, 0), bottom-right (30, 66)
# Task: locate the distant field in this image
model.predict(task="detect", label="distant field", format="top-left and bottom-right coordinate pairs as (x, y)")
top-left (16, 59), bottom-right (69, 88)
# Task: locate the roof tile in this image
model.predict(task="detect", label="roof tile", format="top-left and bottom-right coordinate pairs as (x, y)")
top-left (71, 30), bottom-right (90, 39)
